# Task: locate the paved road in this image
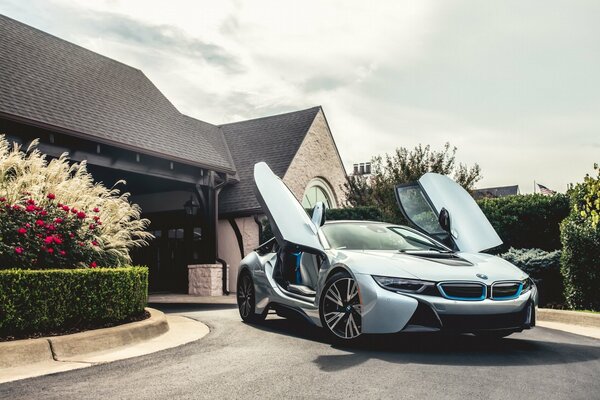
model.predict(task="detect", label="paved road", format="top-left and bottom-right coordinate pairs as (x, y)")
top-left (2, 304), bottom-right (599, 400)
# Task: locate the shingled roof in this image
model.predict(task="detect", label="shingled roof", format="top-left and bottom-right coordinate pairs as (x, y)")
top-left (219, 107), bottom-right (322, 215)
top-left (0, 14), bottom-right (235, 174)
top-left (473, 185), bottom-right (520, 199)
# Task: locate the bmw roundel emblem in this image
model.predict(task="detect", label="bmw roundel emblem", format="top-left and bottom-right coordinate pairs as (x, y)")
top-left (476, 273), bottom-right (488, 280)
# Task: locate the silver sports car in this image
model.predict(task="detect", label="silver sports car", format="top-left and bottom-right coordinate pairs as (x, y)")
top-left (237, 162), bottom-right (537, 341)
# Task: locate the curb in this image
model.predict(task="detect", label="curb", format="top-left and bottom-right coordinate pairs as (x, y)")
top-left (0, 307), bottom-right (168, 368)
top-left (538, 308), bottom-right (600, 328)
top-left (0, 338), bottom-right (53, 368)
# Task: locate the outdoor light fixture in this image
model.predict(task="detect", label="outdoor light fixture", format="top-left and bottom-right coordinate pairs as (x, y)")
top-left (184, 195), bottom-right (200, 216)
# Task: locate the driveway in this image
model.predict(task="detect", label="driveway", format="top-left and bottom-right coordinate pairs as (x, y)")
top-left (1, 304), bottom-right (599, 399)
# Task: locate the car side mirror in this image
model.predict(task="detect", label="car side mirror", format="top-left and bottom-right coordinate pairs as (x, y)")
top-left (438, 207), bottom-right (450, 233)
top-left (311, 202), bottom-right (327, 227)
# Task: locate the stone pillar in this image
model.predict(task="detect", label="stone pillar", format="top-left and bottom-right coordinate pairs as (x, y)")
top-left (188, 264), bottom-right (222, 296)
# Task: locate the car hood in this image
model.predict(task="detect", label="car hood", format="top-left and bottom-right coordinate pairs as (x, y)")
top-left (332, 249), bottom-right (527, 283)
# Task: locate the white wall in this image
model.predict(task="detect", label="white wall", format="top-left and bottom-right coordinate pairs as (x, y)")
top-left (218, 216), bottom-right (261, 293)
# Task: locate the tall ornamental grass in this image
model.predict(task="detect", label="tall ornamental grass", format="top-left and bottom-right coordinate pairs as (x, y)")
top-left (0, 135), bottom-right (152, 269)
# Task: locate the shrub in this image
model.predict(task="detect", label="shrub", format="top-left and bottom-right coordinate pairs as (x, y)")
top-left (499, 247), bottom-right (563, 306)
top-left (478, 194), bottom-right (570, 253)
top-left (326, 206), bottom-right (384, 222)
top-left (560, 165), bottom-right (600, 310)
top-left (0, 267), bottom-right (148, 337)
top-left (0, 135), bottom-right (152, 268)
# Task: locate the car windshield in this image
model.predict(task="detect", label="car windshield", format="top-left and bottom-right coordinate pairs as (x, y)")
top-left (320, 222), bottom-right (449, 252)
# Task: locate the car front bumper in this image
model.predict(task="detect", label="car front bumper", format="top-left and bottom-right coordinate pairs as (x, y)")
top-left (355, 273), bottom-right (537, 334)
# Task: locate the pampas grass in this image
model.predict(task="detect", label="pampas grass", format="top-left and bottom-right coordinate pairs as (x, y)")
top-left (0, 135), bottom-right (152, 268)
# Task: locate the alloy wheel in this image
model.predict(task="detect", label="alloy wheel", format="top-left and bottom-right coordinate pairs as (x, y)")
top-left (322, 277), bottom-right (362, 339)
top-left (237, 274), bottom-right (254, 319)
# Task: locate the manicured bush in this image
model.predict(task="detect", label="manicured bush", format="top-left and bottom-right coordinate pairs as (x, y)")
top-left (560, 221), bottom-right (600, 310)
top-left (0, 135), bottom-right (152, 269)
top-left (499, 248), bottom-right (563, 306)
top-left (0, 267), bottom-right (148, 337)
top-left (478, 194), bottom-right (570, 253)
top-left (560, 165), bottom-right (600, 310)
top-left (326, 206), bottom-right (384, 222)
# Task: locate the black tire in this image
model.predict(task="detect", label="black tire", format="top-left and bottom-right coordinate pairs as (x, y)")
top-left (319, 271), bottom-right (362, 343)
top-left (237, 272), bottom-right (266, 323)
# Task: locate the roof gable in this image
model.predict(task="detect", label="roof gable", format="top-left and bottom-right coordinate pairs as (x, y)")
top-left (0, 14), bottom-right (235, 173)
top-left (219, 106), bottom-right (321, 214)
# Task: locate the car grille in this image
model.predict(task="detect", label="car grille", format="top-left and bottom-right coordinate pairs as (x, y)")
top-left (438, 282), bottom-right (486, 301)
top-left (491, 282), bottom-right (522, 300)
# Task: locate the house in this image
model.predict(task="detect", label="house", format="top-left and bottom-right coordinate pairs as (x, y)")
top-left (0, 14), bottom-right (347, 294)
top-left (472, 185), bottom-right (520, 200)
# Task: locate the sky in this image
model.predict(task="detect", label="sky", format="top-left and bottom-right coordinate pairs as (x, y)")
top-left (1, 0), bottom-right (599, 193)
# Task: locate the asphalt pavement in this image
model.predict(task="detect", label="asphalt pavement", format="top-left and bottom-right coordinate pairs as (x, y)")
top-left (1, 303), bottom-right (599, 400)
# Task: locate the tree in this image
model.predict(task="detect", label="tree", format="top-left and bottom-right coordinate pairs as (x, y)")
top-left (343, 143), bottom-right (482, 223)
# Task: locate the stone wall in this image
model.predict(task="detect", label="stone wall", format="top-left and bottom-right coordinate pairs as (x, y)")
top-left (283, 109), bottom-right (347, 206)
top-left (188, 264), bottom-right (222, 296)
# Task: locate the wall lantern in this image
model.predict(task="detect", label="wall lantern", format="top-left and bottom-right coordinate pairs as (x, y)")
top-left (183, 195), bottom-right (200, 216)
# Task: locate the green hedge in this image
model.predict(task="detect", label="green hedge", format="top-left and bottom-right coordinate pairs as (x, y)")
top-left (324, 196), bottom-right (570, 253)
top-left (0, 267), bottom-right (148, 337)
top-left (499, 248), bottom-right (563, 306)
top-left (478, 194), bottom-right (570, 253)
top-left (326, 207), bottom-right (384, 222)
top-left (560, 220), bottom-right (600, 310)
top-left (262, 196), bottom-right (570, 254)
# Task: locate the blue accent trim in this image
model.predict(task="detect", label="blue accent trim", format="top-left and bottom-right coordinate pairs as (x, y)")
top-left (491, 282), bottom-right (523, 300)
top-left (293, 252), bottom-right (302, 284)
top-left (437, 282), bottom-right (486, 301)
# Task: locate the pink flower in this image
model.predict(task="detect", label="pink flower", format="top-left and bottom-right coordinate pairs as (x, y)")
top-left (25, 223), bottom-right (31, 228)
top-left (44, 236), bottom-right (54, 245)
top-left (40, 210), bottom-right (48, 216)
top-left (17, 227), bottom-right (27, 235)
top-left (46, 247), bottom-right (54, 254)
top-left (54, 217), bottom-right (63, 224)
top-left (91, 240), bottom-right (99, 246)
top-left (77, 211), bottom-right (86, 219)
top-left (93, 216), bottom-right (100, 222)
top-left (62, 205), bottom-right (70, 212)
top-left (46, 224), bottom-right (55, 231)
top-left (25, 205), bottom-right (36, 212)
top-left (57, 203), bottom-right (63, 207)
top-left (89, 224), bottom-right (96, 230)
top-left (59, 250), bottom-right (66, 256)
top-left (26, 199), bottom-right (35, 205)
top-left (69, 232), bottom-right (75, 238)
top-left (35, 219), bottom-right (44, 227)
top-left (89, 261), bottom-right (97, 268)
top-left (71, 208), bottom-right (78, 214)
top-left (14, 247), bottom-right (23, 255)
top-left (53, 236), bottom-right (62, 245)
top-left (12, 205), bottom-right (21, 211)
top-left (47, 193), bottom-right (55, 200)
top-left (0, 197), bottom-right (6, 202)
top-left (93, 207), bottom-right (100, 213)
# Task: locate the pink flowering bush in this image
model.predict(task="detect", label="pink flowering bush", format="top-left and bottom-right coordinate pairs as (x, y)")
top-left (0, 135), bottom-right (152, 269)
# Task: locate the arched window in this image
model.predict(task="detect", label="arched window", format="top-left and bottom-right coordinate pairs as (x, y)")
top-left (302, 178), bottom-right (337, 209)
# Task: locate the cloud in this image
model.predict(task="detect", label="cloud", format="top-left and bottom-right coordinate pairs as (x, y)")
top-left (84, 12), bottom-right (245, 73)
top-left (0, 0), bottom-right (598, 193)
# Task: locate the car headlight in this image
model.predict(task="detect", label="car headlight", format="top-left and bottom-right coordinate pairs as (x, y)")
top-left (372, 275), bottom-right (435, 294)
top-left (521, 278), bottom-right (534, 294)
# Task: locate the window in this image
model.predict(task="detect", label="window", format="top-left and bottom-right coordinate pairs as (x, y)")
top-left (302, 178), bottom-right (337, 209)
